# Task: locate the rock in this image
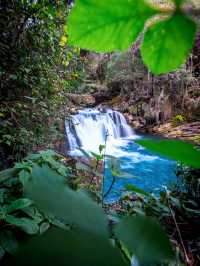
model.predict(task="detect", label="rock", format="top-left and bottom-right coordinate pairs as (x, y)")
top-left (66, 93), bottom-right (95, 107)
top-left (151, 122), bottom-right (200, 143)
top-left (70, 107), bottom-right (78, 114)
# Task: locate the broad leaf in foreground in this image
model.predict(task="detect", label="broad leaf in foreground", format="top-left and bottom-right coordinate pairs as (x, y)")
top-left (115, 216), bottom-right (174, 263)
top-left (5, 228), bottom-right (128, 266)
top-left (141, 13), bottom-right (197, 74)
top-left (68, 0), bottom-right (157, 52)
top-left (136, 139), bottom-right (200, 168)
top-left (24, 165), bottom-right (108, 237)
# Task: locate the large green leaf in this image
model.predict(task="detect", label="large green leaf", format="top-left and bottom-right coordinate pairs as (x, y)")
top-left (141, 13), bottom-right (197, 74)
top-left (5, 228), bottom-right (128, 266)
top-left (5, 198), bottom-right (33, 214)
top-left (68, 0), bottom-right (157, 52)
top-left (115, 216), bottom-right (174, 263)
top-left (136, 139), bottom-right (200, 168)
top-left (24, 165), bottom-right (108, 237)
top-left (5, 215), bottom-right (39, 235)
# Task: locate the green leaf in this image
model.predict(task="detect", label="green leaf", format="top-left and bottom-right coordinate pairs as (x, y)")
top-left (90, 151), bottom-right (103, 161)
top-left (45, 214), bottom-right (68, 230)
top-left (111, 169), bottom-right (136, 179)
top-left (136, 139), bottom-right (200, 168)
top-left (24, 165), bottom-right (109, 237)
top-left (182, 205), bottom-right (200, 216)
top-left (115, 216), bottom-right (174, 263)
top-left (14, 162), bottom-right (32, 172)
top-left (99, 144), bottom-right (105, 154)
top-left (108, 158), bottom-right (136, 179)
top-left (5, 215), bottom-right (39, 235)
top-left (141, 13), bottom-right (197, 74)
top-left (0, 231), bottom-right (18, 254)
top-left (25, 153), bottom-right (41, 161)
top-left (68, 0), bottom-right (157, 52)
top-left (5, 199), bottom-right (33, 214)
top-left (39, 149), bottom-right (57, 157)
top-left (5, 228), bottom-right (128, 266)
top-left (19, 170), bottom-right (31, 186)
top-left (39, 222), bottom-right (50, 234)
top-left (125, 184), bottom-right (150, 197)
top-left (22, 206), bottom-right (44, 224)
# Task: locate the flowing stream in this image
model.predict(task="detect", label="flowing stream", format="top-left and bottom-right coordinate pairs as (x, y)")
top-left (65, 108), bottom-right (177, 203)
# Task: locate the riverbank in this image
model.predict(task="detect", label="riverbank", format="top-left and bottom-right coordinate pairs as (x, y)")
top-left (122, 112), bottom-right (200, 144)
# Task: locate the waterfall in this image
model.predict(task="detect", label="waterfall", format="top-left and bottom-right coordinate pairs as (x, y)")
top-left (65, 108), bottom-right (137, 155)
top-left (65, 108), bottom-right (177, 203)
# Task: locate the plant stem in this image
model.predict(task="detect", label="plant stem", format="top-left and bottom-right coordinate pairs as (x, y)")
top-left (89, 160), bottom-right (99, 187)
top-left (166, 191), bottom-right (191, 265)
top-left (103, 175), bottom-right (116, 199)
top-left (101, 130), bottom-right (109, 207)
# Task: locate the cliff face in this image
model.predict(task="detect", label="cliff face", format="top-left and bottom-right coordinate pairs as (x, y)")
top-left (84, 48), bottom-right (200, 130)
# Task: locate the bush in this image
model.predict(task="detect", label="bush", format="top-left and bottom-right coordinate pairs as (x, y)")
top-left (172, 114), bottom-right (186, 125)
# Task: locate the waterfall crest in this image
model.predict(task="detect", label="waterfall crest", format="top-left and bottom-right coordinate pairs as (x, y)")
top-left (65, 108), bottom-right (136, 155)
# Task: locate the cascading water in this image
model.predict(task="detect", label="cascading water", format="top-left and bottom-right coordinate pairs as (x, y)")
top-left (65, 108), bottom-right (177, 203)
top-left (65, 108), bottom-right (137, 155)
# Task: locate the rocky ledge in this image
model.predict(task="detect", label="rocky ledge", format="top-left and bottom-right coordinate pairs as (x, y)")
top-left (150, 122), bottom-right (200, 143)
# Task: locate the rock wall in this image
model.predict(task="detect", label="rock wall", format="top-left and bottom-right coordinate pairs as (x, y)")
top-left (85, 48), bottom-right (200, 130)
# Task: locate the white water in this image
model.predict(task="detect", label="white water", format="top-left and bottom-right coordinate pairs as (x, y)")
top-left (65, 108), bottom-right (139, 156)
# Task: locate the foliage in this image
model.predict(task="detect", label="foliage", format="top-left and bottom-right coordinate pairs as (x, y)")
top-left (172, 114), bottom-right (186, 125)
top-left (0, 0), bottom-right (85, 168)
top-left (76, 146), bottom-right (136, 203)
top-left (136, 139), bottom-right (200, 168)
top-left (1, 0), bottom-right (199, 265)
top-left (116, 165), bottom-right (200, 264)
top-left (0, 149), bottom-right (175, 265)
top-left (115, 216), bottom-right (174, 264)
top-left (68, 0), bottom-right (156, 52)
top-left (0, 150), bottom-right (70, 260)
top-left (68, 0), bottom-right (198, 74)
top-left (141, 13), bottom-right (196, 74)
top-left (5, 228), bottom-right (128, 266)
top-left (125, 184), bottom-right (150, 197)
top-left (24, 164), bottom-right (108, 236)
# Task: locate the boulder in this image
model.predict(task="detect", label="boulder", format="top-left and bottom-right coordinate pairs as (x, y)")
top-left (66, 93), bottom-right (95, 107)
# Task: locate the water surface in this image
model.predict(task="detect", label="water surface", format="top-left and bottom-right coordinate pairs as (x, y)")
top-left (104, 137), bottom-right (177, 203)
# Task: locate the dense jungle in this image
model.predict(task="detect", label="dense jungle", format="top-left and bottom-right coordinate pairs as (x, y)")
top-left (0, 0), bottom-right (200, 265)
